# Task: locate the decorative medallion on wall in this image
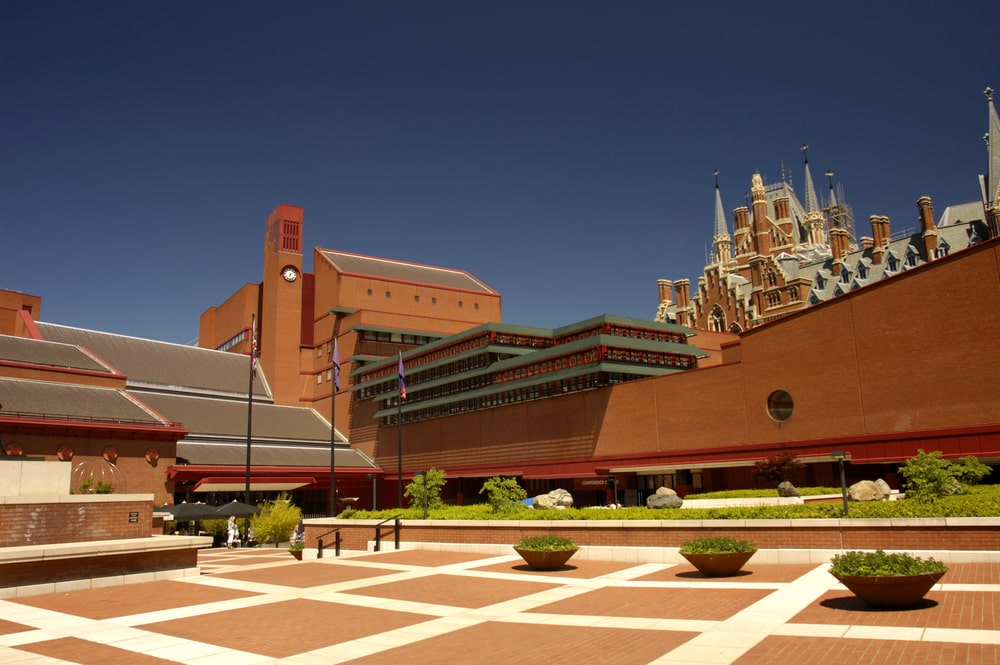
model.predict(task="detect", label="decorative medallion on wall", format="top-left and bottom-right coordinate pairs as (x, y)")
top-left (6, 444), bottom-right (24, 456)
top-left (102, 446), bottom-right (119, 463)
top-left (57, 445), bottom-right (74, 461)
top-left (145, 448), bottom-right (160, 465)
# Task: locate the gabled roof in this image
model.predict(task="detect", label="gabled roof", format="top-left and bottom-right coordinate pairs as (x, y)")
top-left (318, 249), bottom-right (498, 295)
top-left (0, 335), bottom-right (115, 374)
top-left (139, 392), bottom-right (342, 443)
top-left (35, 322), bottom-right (269, 399)
top-left (0, 376), bottom-right (169, 425)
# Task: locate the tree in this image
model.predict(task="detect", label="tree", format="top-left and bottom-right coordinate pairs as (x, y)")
top-left (479, 476), bottom-right (527, 513)
top-left (752, 452), bottom-right (804, 487)
top-left (250, 493), bottom-right (301, 543)
top-left (404, 468), bottom-right (447, 510)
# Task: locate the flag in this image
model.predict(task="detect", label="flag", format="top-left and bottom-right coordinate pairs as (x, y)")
top-left (332, 339), bottom-right (340, 391)
top-left (250, 320), bottom-right (258, 379)
top-left (398, 351), bottom-right (406, 401)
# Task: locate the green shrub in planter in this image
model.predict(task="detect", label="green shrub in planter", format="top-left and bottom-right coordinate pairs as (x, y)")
top-left (829, 550), bottom-right (947, 577)
top-left (287, 541), bottom-right (305, 551)
top-left (680, 536), bottom-right (756, 554)
top-left (514, 535), bottom-right (577, 551)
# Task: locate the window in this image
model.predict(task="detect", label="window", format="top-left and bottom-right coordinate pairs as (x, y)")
top-left (385, 291), bottom-right (391, 298)
top-left (367, 289), bottom-right (373, 296)
top-left (458, 301), bottom-right (464, 308)
top-left (856, 262), bottom-right (868, 279)
top-left (767, 390), bottom-right (794, 422)
top-left (431, 297), bottom-right (437, 304)
top-left (414, 295), bottom-right (420, 302)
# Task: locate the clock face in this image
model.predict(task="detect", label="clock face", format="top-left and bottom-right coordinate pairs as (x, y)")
top-left (281, 267), bottom-right (299, 282)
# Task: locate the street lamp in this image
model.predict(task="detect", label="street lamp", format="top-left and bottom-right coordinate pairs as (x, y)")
top-left (328, 307), bottom-right (356, 517)
top-left (365, 473), bottom-right (377, 510)
top-left (831, 451), bottom-right (849, 516)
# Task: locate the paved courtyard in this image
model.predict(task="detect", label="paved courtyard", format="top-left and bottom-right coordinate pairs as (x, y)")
top-left (2, 547), bottom-right (999, 664)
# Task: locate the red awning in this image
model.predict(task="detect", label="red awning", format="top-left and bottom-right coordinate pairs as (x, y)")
top-left (192, 476), bottom-right (317, 492)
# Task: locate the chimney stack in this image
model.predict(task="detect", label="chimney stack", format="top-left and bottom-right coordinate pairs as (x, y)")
top-left (918, 196), bottom-right (938, 260)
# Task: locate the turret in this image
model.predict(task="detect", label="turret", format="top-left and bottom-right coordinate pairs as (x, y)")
top-left (918, 196), bottom-right (938, 260)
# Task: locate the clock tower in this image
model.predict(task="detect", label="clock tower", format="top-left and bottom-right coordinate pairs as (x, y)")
top-left (260, 204), bottom-right (304, 405)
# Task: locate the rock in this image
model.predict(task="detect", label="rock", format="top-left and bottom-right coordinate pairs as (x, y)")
top-left (848, 480), bottom-right (885, 502)
top-left (533, 488), bottom-right (574, 510)
top-left (647, 492), bottom-right (683, 509)
top-left (875, 478), bottom-right (892, 497)
top-left (777, 481), bottom-right (801, 497)
top-left (655, 486), bottom-right (677, 496)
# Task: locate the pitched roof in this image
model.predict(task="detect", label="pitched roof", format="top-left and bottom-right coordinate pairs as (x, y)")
top-left (318, 249), bottom-right (497, 294)
top-left (0, 377), bottom-right (168, 425)
top-left (0, 335), bottom-right (115, 374)
top-left (35, 322), bottom-right (270, 399)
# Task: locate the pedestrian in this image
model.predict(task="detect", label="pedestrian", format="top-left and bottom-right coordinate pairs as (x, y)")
top-left (226, 515), bottom-right (239, 549)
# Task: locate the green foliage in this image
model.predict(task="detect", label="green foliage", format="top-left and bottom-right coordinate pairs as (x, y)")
top-left (900, 449), bottom-right (992, 503)
top-left (342, 484), bottom-right (1000, 521)
top-left (72, 478), bottom-right (115, 494)
top-left (514, 535), bottom-right (577, 551)
top-left (751, 451), bottom-right (804, 487)
top-left (829, 550), bottom-right (947, 577)
top-left (680, 536), bottom-right (756, 554)
top-left (404, 468), bottom-right (447, 510)
top-left (199, 518), bottom-right (228, 536)
top-left (479, 476), bottom-right (527, 513)
top-left (287, 541), bottom-right (305, 551)
top-left (685, 487), bottom-right (840, 500)
top-left (953, 456), bottom-right (993, 485)
top-left (249, 493), bottom-right (301, 544)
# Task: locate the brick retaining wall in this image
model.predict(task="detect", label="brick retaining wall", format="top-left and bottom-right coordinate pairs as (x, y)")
top-left (0, 495), bottom-right (155, 547)
top-left (303, 518), bottom-right (1000, 553)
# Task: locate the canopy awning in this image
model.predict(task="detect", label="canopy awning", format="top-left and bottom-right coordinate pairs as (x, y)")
top-left (192, 476), bottom-right (316, 492)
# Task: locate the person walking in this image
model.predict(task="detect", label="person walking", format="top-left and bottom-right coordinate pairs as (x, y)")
top-left (226, 515), bottom-right (239, 549)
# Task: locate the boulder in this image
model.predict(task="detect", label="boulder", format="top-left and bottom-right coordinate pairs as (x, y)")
top-left (875, 478), bottom-right (893, 497)
top-left (654, 486), bottom-right (677, 496)
top-left (647, 490), bottom-right (683, 509)
top-left (777, 481), bottom-right (801, 497)
top-left (533, 488), bottom-right (574, 510)
top-left (848, 480), bottom-right (885, 502)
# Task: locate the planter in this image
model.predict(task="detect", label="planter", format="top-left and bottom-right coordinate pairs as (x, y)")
top-left (833, 571), bottom-right (946, 608)
top-left (289, 549), bottom-right (303, 560)
top-left (514, 547), bottom-right (578, 571)
top-left (680, 551), bottom-right (756, 577)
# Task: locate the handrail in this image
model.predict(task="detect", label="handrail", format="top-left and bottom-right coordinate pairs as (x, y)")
top-left (316, 526), bottom-right (343, 559)
top-left (374, 514), bottom-right (403, 552)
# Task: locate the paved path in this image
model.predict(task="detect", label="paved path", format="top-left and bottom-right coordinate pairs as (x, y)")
top-left (1, 548), bottom-right (999, 664)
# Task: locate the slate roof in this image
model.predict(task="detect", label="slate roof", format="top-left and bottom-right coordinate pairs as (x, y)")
top-left (0, 335), bottom-right (114, 374)
top-left (318, 249), bottom-right (497, 294)
top-left (35, 322), bottom-right (270, 399)
top-left (0, 377), bottom-right (168, 425)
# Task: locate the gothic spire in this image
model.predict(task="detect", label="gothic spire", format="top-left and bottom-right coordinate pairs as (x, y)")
top-left (713, 169), bottom-right (728, 237)
top-left (801, 144), bottom-right (821, 214)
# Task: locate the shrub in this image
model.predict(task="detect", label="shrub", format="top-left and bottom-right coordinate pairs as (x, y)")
top-left (249, 493), bottom-right (301, 544)
top-left (680, 536), bottom-right (756, 554)
top-left (514, 535), bottom-right (577, 551)
top-left (479, 476), bottom-right (527, 513)
top-left (829, 550), bottom-right (947, 577)
top-left (404, 467), bottom-right (447, 510)
top-left (288, 541), bottom-right (305, 551)
top-left (900, 449), bottom-right (992, 503)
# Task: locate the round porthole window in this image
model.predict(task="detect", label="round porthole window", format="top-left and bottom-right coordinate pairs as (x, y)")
top-left (767, 390), bottom-right (794, 422)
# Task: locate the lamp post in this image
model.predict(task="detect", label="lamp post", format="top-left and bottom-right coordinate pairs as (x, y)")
top-left (831, 451), bottom-right (849, 516)
top-left (422, 471), bottom-right (428, 519)
top-left (365, 473), bottom-right (377, 510)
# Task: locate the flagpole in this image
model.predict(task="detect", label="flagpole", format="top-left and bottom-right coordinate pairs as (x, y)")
top-left (397, 351), bottom-right (405, 508)
top-left (328, 338), bottom-right (339, 516)
top-left (244, 314), bottom-right (257, 540)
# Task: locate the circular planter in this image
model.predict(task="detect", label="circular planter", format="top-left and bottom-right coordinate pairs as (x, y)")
top-left (833, 571), bottom-right (946, 608)
top-left (680, 550), bottom-right (756, 577)
top-left (514, 547), bottom-right (578, 571)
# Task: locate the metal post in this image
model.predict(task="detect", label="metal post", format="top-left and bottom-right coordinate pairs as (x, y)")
top-left (422, 471), bottom-right (428, 519)
top-left (832, 451), bottom-right (849, 517)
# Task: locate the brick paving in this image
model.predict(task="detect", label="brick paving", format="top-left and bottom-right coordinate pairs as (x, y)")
top-left (1, 548), bottom-right (998, 664)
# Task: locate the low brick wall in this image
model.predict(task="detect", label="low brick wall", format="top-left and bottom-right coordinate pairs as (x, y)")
top-left (2, 546), bottom-right (196, 589)
top-left (302, 517), bottom-right (1000, 554)
top-left (0, 495), bottom-right (155, 546)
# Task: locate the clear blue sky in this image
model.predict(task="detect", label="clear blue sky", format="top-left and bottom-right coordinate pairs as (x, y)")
top-left (3, 1), bottom-right (997, 344)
